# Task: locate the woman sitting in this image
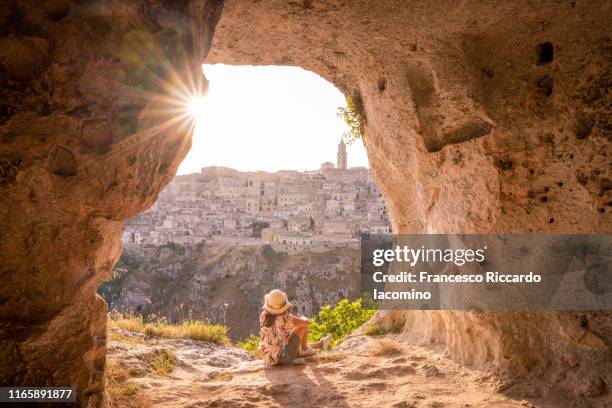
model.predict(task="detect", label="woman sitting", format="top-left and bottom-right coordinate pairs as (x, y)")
top-left (258, 289), bottom-right (333, 366)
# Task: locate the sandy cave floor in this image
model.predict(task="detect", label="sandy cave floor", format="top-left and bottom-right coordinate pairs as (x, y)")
top-left (107, 329), bottom-right (573, 408)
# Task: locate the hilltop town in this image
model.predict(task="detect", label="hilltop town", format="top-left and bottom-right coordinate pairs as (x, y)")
top-left (123, 140), bottom-right (391, 251)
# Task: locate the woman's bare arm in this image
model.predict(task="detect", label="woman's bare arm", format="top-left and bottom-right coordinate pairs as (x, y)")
top-left (290, 314), bottom-right (310, 327)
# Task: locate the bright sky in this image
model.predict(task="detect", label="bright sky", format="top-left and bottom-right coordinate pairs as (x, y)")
top-left (177, 64), bottom-right (369, 174)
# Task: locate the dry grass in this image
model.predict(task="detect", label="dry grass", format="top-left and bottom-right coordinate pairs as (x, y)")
top-left (316, 351), bottom-right (347, 362)
top-left (363, 313), bottom-right (406, 337)
top-left (106, 360), bottom-right (129, 384)
top-left (111, 316), bottom-right (147, 333)
top-left (371, 340), bottom-right (403, 356)
top-left (387, 312), bottom-right (406, 334)
top-left (120, 382), bottom-right (141, 396)
top-left (108, 331), bottom-right (146, 345)
top-left (109, 316), bottom-right (229, 344)
top-left (363, 323), bottom-right (386, 336)
top-left (148, 349), bottom-right (177, 376)
top-left (144, 320), bottom-right (229, 344)
top-left (105, 360), bottom-right (149, 408)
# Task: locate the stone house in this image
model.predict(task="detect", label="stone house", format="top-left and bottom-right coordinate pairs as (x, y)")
top-left (287, 216), bottom-right (311, 232)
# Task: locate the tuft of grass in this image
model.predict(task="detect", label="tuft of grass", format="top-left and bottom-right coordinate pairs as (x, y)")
top-left (363, 323), bottom-right (386, 336)
top-left (106, 360), bottom-right (129, 384)
top-left (112, 316), bottom-right (147, 333)
top-left (362, 313), bottom-right (405, 337)
top-left (316, 351), bottom-right (347, 362)
top-left (181, 321), bottom-right (229, 343)
top-left (149, 349), bottom-right (177, 376)
top-left (371, 340), bottom-right (403, 356)
top-left (121, 382), bottom-right (141, 396)
top-left (387, 312), bottom-right (406, 334)
top-left (108, 331), bottom-right (146, 345)
top-left (144, 320), bottom-right (229, 344)
top-left (105, 360), bottom-right (148, 408)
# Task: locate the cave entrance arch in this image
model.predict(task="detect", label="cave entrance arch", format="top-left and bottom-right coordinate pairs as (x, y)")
top-left (104, 62), bottom-right (379, 339)
top-left (1, 0), bottom-right (610, 406)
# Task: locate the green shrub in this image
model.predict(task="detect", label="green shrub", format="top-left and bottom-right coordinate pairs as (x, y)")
top-left (337, 96), bottom-right (365, 144)
top-left (308, 299), bottom-right (377, 346)
top-left (236, 334), bottom-right (261, 357)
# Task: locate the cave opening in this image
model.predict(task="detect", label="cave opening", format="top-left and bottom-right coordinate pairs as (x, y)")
top-left (100, 63), bottom-right (391, 346)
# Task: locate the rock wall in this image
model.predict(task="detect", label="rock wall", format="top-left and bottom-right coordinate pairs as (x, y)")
top-left (0, 0), bottom-right (610, 405)
top-left (205, 0), bottom-right (611, 402)
top-left (0, 0), bottom-right (223, 405)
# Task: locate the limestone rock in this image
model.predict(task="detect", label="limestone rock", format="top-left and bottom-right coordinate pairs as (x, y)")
top-left (0, 1), bottom-right (224, 406)
top-left (80, 119), bottom-right (114, 154)
top-left (49, 146), bottom-right (77, 176)
top-left (582, 377), bottom-right (607, 398)
top-left (0, 36), bottom-right (49, 82)
top-left (107, 327), bottom-right (253, 377)
top-left (207, 2), bottom-right (612, 404)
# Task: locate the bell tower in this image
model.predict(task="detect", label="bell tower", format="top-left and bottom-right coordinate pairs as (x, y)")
top-left (337, 139), bottom-right (347, 170)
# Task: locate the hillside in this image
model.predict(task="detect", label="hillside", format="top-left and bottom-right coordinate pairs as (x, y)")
top-left (99, 243), bottom-right (360, 340)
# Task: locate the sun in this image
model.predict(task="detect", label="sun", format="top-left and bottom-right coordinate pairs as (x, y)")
top-left (188, 96), bottom-right (207, 123)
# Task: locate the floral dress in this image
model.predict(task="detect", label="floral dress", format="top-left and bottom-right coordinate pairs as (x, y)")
top-left (258, 312), bottom-right (294, 366)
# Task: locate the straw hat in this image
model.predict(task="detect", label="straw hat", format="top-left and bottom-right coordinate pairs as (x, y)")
top-left (262, 289), bottom-right (291, 315)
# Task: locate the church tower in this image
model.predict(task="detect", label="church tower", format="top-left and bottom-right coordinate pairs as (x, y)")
top-left (337, 138), bottom-right (347, 170)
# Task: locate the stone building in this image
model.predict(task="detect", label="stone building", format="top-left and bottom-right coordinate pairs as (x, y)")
top-left (323, 217), bottom-right (355, 238)
top-left (287, 216), bottom-right (311, 232)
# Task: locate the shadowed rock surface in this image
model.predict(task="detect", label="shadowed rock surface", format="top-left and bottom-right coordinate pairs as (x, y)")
top-left (0, 0), bottom-right (610, 406)
top-left (0, 0), bottom-right (224, 405)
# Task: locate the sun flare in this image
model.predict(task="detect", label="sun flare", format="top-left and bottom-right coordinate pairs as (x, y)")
top-left (188, 96), bottom-right (207, 122)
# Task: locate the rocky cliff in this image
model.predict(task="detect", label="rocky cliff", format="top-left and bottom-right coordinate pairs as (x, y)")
top-left (100, 244), bottom-right (360, 340)
top-left (0, 1), bottom-right (224, 404)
